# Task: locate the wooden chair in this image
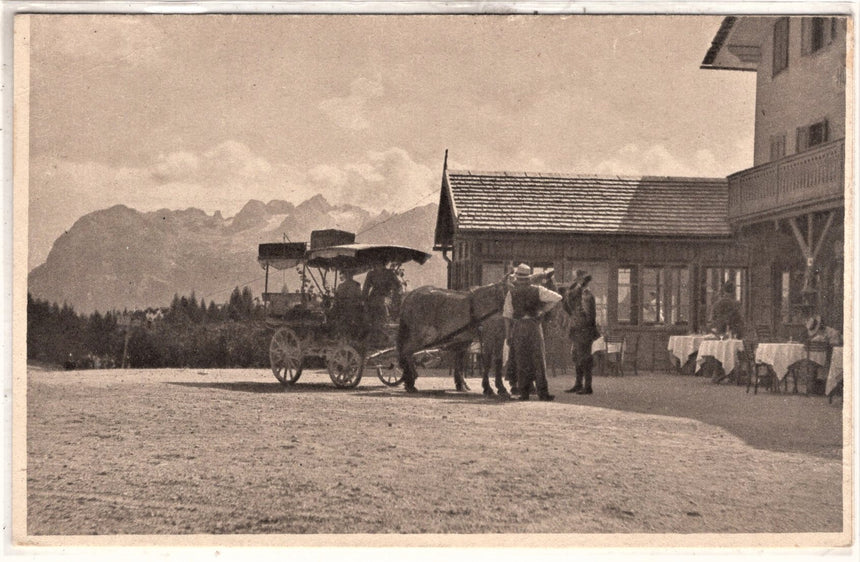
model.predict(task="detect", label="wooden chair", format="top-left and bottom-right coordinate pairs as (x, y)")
top-left (802, 340), bottom-right (831, 395)
top-left (734, 340), bottom-right (757, 387)
top-left (604, 334), bottom-right (639, 377)
top-left (746, 340), bottom-right (777, 394)
top-left (755, 324), bottom-right (775, 343)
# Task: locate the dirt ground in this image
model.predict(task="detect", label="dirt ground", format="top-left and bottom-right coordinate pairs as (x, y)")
top-left (24, 365), bottom-right (847, 541)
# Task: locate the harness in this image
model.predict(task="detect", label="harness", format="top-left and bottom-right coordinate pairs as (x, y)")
top-left (419, 285), bottom-right (503, 350)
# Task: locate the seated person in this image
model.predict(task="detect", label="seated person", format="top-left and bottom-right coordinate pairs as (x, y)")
top-left (710, 281), bottom-right (744, 338)
top-left (806, 315), bottom-right (842, 346)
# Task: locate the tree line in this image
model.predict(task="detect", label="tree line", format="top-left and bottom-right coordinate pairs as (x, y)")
top-left (27, 287), bottom-right (272, 369)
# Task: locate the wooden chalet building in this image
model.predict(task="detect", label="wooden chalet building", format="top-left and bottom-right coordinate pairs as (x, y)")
top-left (433, 165), bottom-right (750, 371)
top-left (701, 16), bottom-right (847, 339)
top-left (432, 16), bottom-right (848, 373)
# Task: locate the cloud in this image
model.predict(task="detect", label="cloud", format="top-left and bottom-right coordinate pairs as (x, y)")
top-left (318, 77), bottom-right (384, 130)
top-left (306, 147), bottom-right (437, 211)
top-left (28, 142), bottom-right (438, 268)
top-left (591, 143), bottom-right (725, 177)
top-left (151, 151), bottom-right (200, 182)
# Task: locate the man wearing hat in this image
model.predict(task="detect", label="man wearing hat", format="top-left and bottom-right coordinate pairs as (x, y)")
top-left (502, 263), bottom-right (562, 401)
top-left (563, 270), bottom-right (599, 394)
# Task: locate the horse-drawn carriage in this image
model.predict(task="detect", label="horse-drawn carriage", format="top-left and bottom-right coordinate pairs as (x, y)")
top-left (257, 230), bottom-right (432, 389)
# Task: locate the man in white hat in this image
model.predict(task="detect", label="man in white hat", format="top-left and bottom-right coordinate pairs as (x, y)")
top-left (502, 263), bottom-right (562, 401)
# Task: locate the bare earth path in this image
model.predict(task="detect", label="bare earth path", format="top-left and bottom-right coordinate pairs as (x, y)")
top-left (25, 367), bottom-right (845, 538)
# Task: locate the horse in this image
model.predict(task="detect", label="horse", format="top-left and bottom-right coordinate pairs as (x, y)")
top-left (396, 280), bottom-right (508, 393)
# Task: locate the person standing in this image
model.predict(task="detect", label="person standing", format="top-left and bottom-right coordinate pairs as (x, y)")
top-left (331, 270), bottom-right (364, 339)
top-left (362, 261), bottom-right (402, 345)
top-left (564, 270), bottom-right (599, 395)
top-left (502, 263), bottom-right (562, 401)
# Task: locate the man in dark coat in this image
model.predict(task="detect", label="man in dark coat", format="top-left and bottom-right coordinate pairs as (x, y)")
top-left (362, 261), bottom-right (402, 345)
top-left (502, 263), bottom-right (562, 401)
top-left (710, 281), bottom-right (744, 338)
top-left (564, 270), bottom-right (599, 395)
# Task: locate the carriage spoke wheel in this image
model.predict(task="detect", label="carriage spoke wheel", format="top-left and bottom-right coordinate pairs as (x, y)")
top-left (366, 348), bottom-right (403, 386)
top-left (270, 328), bottom-right (303, 385)
top-left (327, 344), bottom-right (364, 389)
top-left (376, 363), bottom-right (404, 386)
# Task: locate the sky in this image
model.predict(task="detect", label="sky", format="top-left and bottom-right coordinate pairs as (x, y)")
top-left (25, 13), bottom-right (757, 269)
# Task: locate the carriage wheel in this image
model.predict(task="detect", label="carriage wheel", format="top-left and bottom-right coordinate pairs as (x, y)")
top-left (270, 328), bottom-right (303, 385)
top-left (376, 364), bottom-right (404, 386)
top-left (327, 344), bottom-right (364, 389)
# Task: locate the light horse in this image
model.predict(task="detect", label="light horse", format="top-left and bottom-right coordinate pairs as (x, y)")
top-left (396, 281), bottom-right (508, 393)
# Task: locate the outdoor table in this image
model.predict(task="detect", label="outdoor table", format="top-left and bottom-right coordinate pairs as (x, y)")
top-left (755, 342), bottom-right (806, 382)
top-left (668, 334), bottom-right (713, 365)
top-left (591, 336), bottom-right (622, 355)
top-left (826, 346), bottom-right (843, 397)
top-left (696, 339), bottom-right (744, 376)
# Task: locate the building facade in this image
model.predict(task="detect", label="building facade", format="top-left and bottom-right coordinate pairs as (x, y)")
top-left (433, 169), bottom-right (750, 370)
top-left (702, 15), bottom-right (847, 337)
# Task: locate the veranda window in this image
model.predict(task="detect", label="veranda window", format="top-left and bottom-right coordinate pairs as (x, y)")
top-left (641, 267), bottom-right (690, 325)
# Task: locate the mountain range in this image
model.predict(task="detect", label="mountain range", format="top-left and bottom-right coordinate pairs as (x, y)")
top-left (27, 197), bottom-right (446, 314)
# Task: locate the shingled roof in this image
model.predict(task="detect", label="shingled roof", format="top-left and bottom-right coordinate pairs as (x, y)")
top-left (435, 170), bottom-right (730, 248)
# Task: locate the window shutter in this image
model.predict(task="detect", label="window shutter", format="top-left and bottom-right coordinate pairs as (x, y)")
top-left (796, 126), bottom-right (809, 152)
top-left (801, 17), bottom-right (810, 55)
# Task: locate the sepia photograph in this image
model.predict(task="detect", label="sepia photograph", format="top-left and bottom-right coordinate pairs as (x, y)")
top-left (8, 1), bottom-right (855, 553)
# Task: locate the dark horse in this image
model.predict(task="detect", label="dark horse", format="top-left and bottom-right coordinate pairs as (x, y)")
top-left (396, 281), bottom-right (508, 393)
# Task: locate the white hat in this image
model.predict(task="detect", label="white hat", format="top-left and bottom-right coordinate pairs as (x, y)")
top-left (514, 263), bottom-right (532, 282)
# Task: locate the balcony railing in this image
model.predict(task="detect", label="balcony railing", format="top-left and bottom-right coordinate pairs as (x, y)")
top-left (727, 138), bottom-right (844, 223)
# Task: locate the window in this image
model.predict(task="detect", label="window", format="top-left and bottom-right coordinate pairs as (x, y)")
top-left (781, 269), bottom-right (810, 325)
top-left (481, 261), bottom-right (505, 285)
top-left (641, 267), bottom-right (690, 325)
top-left (802, 17), bottom-right (833, 55)
top-left (704, 267), bottom-right (746, 325)
top-left (773, 17), bottom-right (790, 76)
top-left (796, 119), bottom-right (829, 152)
top-left (769, 134), bottom-right (786, 161)
top-left (617, 267), bottom-right (635, 324)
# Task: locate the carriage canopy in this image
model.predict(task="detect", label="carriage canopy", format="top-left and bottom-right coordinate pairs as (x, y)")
top-left (257, 241), bottom-right (431, 274)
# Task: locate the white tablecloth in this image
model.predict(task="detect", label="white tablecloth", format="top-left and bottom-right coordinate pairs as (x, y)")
top-left (826, 346), bottom-right (843, 396)
top-left (667, 334), bottom-right (713, 363)
top-left (696, 339), bottom-right (744, 374)
top-left (755, 342), bottom-right (807, 382)
top-left (591, 336), bottom-right (622, 355)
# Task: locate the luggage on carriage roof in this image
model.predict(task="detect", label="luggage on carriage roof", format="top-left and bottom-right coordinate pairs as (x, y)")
top-left (257, 242), bottom-right (307, 270)
top-left (310, 229), bottom-right (356, 250)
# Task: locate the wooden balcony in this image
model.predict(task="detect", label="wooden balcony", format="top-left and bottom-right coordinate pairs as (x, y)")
top-left (727, 138), bottom-right (845, 225)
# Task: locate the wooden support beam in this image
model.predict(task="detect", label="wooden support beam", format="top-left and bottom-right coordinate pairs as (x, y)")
top-left (787, 217), bottom-right (811, 258)
top-left (812, 211), bottom-right (836, 262)
top-left (807, 213), bottom-right (814, 256)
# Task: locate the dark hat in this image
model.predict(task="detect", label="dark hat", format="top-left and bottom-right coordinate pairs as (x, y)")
top-left (722, 280), bottom-right (735, 294)
top-left (572, 269), bottom-right (592, 285)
